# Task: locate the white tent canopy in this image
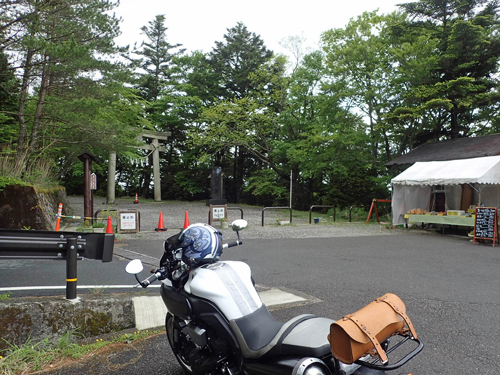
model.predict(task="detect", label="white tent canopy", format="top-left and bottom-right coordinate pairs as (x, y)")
top-left (391, 156), bottom-right (500, 225)
top-left (391, 155), bottom-right (500, 186)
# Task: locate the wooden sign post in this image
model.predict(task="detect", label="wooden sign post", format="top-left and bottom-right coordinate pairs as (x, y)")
top-left (473, 207), bottom-right (498, 246)
top-left (209, 204), bottom-right (227, 226)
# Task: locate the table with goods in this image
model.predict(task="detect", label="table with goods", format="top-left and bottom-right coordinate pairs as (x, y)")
top-left (405, 208), bottom-right (475, 227)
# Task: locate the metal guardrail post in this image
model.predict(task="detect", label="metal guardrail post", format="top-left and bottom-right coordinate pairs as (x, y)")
top-left (309, 205), bottom-right (336, 224)
top-left (227, 207), bottom-right (244, 220)
top-left (261, 207), bottom-right (293, 226)
top-left (66, 237), bottom-right (78, 300)
top-left (0, 229), bottom-right (114, 300)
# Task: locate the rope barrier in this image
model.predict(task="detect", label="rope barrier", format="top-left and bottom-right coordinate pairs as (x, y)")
top-left (57, 215), bottom-right (107, 220)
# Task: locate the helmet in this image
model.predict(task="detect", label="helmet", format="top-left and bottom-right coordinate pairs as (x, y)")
top-left (179, 223), bottom-right (222, 266)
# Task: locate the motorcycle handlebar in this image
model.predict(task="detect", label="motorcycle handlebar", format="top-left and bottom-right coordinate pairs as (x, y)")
top-left (133, 239), bottom-right (243, 288)
top-left (223, 240), bottom-right (242, 249)
top-left (138, 272), bottom-right (161, 288)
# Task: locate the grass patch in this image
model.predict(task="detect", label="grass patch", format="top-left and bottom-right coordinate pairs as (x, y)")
top-left (0, 329), bottom-right (162, 375)
top-left (0, 292), bottom-right (11, 300)
top-left (0, 151), bottom-right (60, 190)
top-left (0, 176), bottom-right (29, 191)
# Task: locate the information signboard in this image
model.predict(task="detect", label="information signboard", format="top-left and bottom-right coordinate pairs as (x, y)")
top-left (90, 173), bottom-right (97, 190)
top-left (118, 210), bottom-right (140, 234)
top-left (209, 204), bottom-right (227, 225)
top-left (473, 207), bottom-right (498, 245)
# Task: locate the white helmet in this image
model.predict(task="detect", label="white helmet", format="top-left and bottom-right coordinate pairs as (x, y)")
top-left (178, 223), bottom-right (222, 266)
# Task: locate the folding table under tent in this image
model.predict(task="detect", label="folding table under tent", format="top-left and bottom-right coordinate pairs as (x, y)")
top-left (391, 155), bottom-right (500, 226)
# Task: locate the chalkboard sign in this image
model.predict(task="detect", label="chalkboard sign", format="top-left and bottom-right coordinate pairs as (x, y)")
top-left (474, 207), bottom-right (498, 245)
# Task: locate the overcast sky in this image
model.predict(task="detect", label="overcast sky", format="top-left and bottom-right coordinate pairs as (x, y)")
top-left (114, 0), bottom-right (416, 56)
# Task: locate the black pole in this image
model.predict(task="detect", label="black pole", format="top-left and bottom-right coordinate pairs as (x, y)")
top-left (66, 237), bottom-right (78, 300)
top-left (83, 157), bottom-right (93, 223)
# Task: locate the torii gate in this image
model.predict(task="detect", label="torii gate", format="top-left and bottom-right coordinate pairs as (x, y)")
top-left (107, 131), bottom-right (171, 204)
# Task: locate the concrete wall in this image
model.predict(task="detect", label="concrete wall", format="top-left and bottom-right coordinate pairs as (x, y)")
top-left (0, 294), bottom-right (135, 350)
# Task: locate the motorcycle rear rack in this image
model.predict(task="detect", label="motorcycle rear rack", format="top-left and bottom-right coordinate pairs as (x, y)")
top-left (354, 335), bottom-right (424, 371)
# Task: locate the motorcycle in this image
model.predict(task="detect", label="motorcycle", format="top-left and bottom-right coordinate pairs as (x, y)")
top-left (126, 220), bottom-right (423, 375)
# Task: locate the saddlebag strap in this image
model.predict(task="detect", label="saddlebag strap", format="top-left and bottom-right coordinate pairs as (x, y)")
top-left (376, 295), bottom-right (417, 339)
top-left (344, 313), bottom-right (388, 364)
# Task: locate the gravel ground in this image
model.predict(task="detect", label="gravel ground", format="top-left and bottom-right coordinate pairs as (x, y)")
top-left (64, 195), bottom-right (403, 240)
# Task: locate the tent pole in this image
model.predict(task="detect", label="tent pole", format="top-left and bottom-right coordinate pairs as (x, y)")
top-left (468, 183), bottom-right (481, 205)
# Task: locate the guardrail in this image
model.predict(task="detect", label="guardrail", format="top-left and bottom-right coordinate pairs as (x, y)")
top-left (261, 207), bottom-right (292, 226)
top-left (227, 206), bottom-right (244, 219)
top-left (0, 229), bottom-right (114, 300)
top-left (309, 205), bottom-right (336, 224)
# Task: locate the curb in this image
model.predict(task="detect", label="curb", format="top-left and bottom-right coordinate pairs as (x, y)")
top-left (0, 287), bottom-right (317, 351)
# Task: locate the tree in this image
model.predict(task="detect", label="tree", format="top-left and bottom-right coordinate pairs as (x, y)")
top-left (131, 15), bottom-right (185, 102)
top-left (126, 14), bottom-right (186, 198)
top-left (281, 50), bottom-right (386, 208)
top-left (394, 0), bottom-right (500, 143)
top-left (1, 0), bottom-right (144, 179)
top-left (0, 48), bottom-right (18, 144)
top-left (205, 22), bottom-right (274, 201)
top-left (209, 22), bottom-right (273, 100)
top-left (321, 11), bottom-right (406, 166)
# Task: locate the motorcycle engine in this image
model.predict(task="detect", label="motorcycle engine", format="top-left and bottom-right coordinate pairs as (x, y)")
top-left (184, 323), bottom-right (232, 375)
top-left (188, 347), bottom-right (217, 375)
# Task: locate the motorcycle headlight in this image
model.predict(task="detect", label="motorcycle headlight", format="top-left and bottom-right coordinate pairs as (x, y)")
top-left (292, 358), bottom-right (331, 375)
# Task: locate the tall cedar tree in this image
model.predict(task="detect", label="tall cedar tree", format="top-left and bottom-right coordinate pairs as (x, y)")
top-left (129, 15), bottom-right (185, 198)
top-left (209, 22), bottom-right (273, 99)
top-left (208, 22), bottom-right (273, 202)
top-left (396, 0), bottom-right (500, 143)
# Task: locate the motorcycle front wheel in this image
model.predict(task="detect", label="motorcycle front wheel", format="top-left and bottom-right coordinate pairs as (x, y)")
top-left (166, 313), bottom-right (194, 374)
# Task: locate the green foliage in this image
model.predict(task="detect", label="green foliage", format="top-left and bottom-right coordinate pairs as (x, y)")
top-left (0, 330), bottom-right (161, 374)
top-left (1, 0), bottom-right (146, 187)
top-left (392, 0), bottom-right (500, 143)
top-left (0, 50), bottom-right (18, 143)
top-left (130, 14), bottom-right (185, 102)
top-left (3, 0), bottom-right (500, 212)
top-left (0, 292), bottom-right (11, 300)
top-left (245, 169), bottom-right (289, 205)
top-left (209, 22), bottom-right (273, 99)
top-left (0, 150), bottom-right (59, 189)
top-left (0, 177), bottom-right (27, 191)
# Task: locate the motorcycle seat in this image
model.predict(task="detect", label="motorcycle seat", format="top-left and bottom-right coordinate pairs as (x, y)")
top-left (277, 316), bottom-right (334, 357)
top-left (230, 305), bottom-right (333, 359)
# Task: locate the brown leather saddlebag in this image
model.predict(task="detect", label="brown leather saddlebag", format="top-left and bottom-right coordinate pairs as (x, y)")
top-left (327, 293), bottom-right (417, 364)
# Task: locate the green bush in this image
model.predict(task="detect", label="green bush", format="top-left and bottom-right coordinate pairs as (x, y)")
top-left (0, 176), bottom-right (28, 191)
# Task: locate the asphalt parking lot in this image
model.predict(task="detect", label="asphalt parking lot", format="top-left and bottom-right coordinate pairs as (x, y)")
top-left (4, 197), bottom-right (500, 374)
top-left (47, 235), bottom-right (500, 373)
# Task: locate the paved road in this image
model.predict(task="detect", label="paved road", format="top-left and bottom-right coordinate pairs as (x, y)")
top-left (5, 230), bottom-right (496, 375)
top-left (2, 197), bottom-right (500, 374)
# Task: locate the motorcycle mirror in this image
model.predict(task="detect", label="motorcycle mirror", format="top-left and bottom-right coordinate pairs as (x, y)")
top-left (231, 219), bottom-right (248, 231)
top-left (125, 259), bottom-right (144, 275)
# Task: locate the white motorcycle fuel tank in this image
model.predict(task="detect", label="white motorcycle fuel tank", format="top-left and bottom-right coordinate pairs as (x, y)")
top-left (184, 260), bottom-right (262, 321)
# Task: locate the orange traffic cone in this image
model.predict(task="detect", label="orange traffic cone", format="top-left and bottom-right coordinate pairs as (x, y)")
top-left (106, 216), bottom-right (113, 234)
top-left (183, 211), bottom-right (190, 229)
top-left (134, 193), bottom-right (139, 204)
top-left (155, 211), bottom-right (167, 231)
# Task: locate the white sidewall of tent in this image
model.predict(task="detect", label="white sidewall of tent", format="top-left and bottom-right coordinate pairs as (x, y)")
top-left (391, 156), bottom-right (500, 226)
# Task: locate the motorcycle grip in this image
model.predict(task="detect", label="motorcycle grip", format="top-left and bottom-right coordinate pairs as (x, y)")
top-left (141, 273), bottom-right (159, 287)
top-left (224, 240), bottom-right (242, 248)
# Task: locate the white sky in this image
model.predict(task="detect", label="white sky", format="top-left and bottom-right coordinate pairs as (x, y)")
top-left (114, 0), bottom-right (415, 56)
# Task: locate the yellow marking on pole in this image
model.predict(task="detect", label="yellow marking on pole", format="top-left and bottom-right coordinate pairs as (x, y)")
top-left (66, 278), bottom-right (77, 282)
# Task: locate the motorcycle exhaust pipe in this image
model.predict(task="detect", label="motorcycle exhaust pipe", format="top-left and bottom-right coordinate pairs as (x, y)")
top-left (243, 357), bottom-right (332, 375)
